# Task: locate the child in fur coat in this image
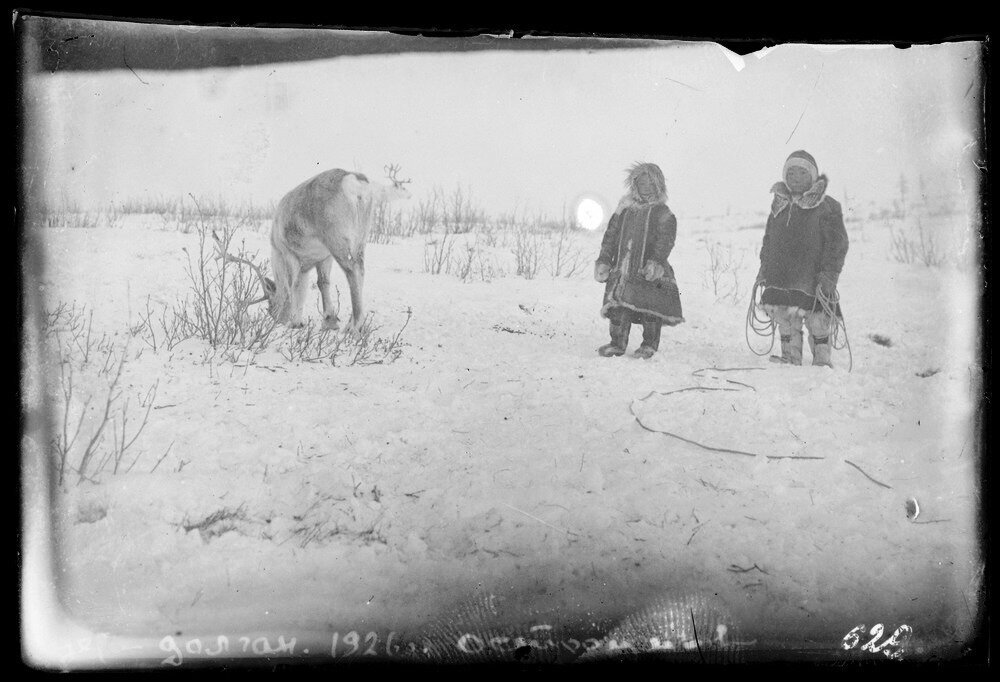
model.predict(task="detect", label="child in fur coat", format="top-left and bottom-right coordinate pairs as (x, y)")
top-left (594, 162), bottom-right (684, 359)
top-left (755, 150), bottom-right (849, 367)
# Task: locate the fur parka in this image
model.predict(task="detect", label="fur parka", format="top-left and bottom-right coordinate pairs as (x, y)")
top-left (596, 163), bottom-right (684, 325)
top-left (758, 175), bottom-right (849, 312)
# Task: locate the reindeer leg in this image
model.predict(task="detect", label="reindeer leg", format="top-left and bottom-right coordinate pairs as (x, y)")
top-left (287, 268), bottom-right (311, 328)
top-left (316, 257), bottom-right (339, 330)
top-left (344, 252), bottom-right (366, 333)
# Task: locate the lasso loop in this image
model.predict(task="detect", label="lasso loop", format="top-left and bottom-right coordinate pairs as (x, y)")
top-left (747, 280), bottom-right (853, 373)
top-left (813, 282), bottom-right (853, 372)
top-left (745, 280), bottom-right (776, 356)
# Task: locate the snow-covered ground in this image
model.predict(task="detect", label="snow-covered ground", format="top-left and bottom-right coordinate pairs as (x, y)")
top-left (21, 209), bottom-right (982, 666)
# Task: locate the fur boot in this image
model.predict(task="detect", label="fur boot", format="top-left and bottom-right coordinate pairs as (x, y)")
top-left (780, 332), bottom-right (804, 365)
top-left (598, 343), bottom-right (627, 357)
top-left (810, 335), bottom-right (833, 367)
top-left (598, 318), bottom-right (630, 357)
top-left (633, 345), bottom-right (656, 359)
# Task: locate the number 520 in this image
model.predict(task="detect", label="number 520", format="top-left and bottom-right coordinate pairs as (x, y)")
top-left (842, 624), bottom-right (913, 660)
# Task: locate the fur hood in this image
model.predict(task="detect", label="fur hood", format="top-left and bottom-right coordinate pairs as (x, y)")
top-left (616, 162), bottom-right (668, 211)
top-left (770, 175), bottom-right (829, 217)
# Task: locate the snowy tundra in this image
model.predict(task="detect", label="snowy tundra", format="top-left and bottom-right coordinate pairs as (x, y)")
top-left (21, 204), bottom-right (982, 666)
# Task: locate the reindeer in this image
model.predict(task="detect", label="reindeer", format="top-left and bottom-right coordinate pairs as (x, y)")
top-left (244, 165), bottom-right (412, 331)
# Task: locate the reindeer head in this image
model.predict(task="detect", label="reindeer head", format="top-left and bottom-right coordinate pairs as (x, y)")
top-left (384, 164), bottom-right (413, 200)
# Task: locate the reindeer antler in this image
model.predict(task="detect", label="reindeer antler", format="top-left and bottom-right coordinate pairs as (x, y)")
top-left (384, 164), bottom-right (412, 188)
top-left (211, 230), bottom-right (275, 305)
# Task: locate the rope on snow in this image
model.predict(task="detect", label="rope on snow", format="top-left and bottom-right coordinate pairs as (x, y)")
top-left (630, 394), bottom-right (824, 461)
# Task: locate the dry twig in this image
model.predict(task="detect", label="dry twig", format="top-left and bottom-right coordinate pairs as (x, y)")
top-left (692, 366), bottom-right (766, 376)
top-left (844, 459), bottom-right (892, 489)
top-left (502, 502), bottom-right (576, 536)
top-left (631, 400), bottom-right (758, 457)
top-left (686, 523), bottom-right (706, 545)
top-left (727, 563), bottom-right (769, 575)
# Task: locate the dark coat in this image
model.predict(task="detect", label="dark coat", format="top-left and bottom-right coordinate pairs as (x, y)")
top-left (759, 175), bottom-right (849, 312)
top-left (597, 202), bottom-right (683, 325)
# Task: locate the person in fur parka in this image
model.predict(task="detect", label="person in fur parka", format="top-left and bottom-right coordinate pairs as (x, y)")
top-left (594, 162), bottom-right (684, 359)
top-left (755, 150), bottom-right (849, 367)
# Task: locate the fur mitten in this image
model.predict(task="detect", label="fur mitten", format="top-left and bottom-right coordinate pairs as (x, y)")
top-left (818, 271), bottom-right (839, 297)
top-left (642, 261), bottom-right (665, 281)
top-left (595, 262), bottom-right (611, 283)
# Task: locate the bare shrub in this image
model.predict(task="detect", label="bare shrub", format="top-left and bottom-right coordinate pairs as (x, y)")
top-left (474, 251), bottom-right (507, 281)
top-left (512, 227), bottom-right (543, 280)
top-left (548, 226), bottom-right (587, 278)
top-left (476, 220), bottom-right (501, 248)
top-left (119, 195), bottom-right (185, 216)
top-left (117, 195), bottom-right (272, 233)
top-left (495, 208), bottom-right (522, 232)
top-left (36, 197), bottom-right (93, 229)
top-left (177, 209), bottom-right (279, 351)
top-left (450, 240), bottom-right (479, 282)
top-left (104, 202), bottom-right (125, 229)
top-left (482, 218), bottom-right (514, 249)
top-left (368, 200), bottom-right (409, 245)
top-left (444, 235), bottom-right (507, 282)
top-left (703, 240), bottom-right (744, 304)
top-left (42, 211), bottom-right (99, 229)
top-left (41, 301), bottom-right (74, 335)
top-left (44, 302), bottom-right (99, 366)
top-left (485, 210), bottom-right (521, 250)
top-left (44, 313), bottom-right (161, 487)
top-left (888, 221), bottom-right (918, 265)
top-left (56, 346), bottom-right (124, 485)
top-left (182, 505), bottom-right (248, 542)
top-left (368, 200), bottom-right (393, 245)
top-left (888, 218), bottom-right (948, 267)
top-left (94, 379), bottom-right (159, 477)
top-left (423, 229), bottom-right (456, 275)
top-left (344, 310), bottom-right (411, 366)
top-left (128, 296), bottom-right (193, 352)
top-left (123, 195), bottom-right (272, 221)
top-left (50, 357), bottom-right (89, 486)
top-left (278, 309), bottom-right (411, 366)
top-left (439, 185), bottom-right (484, 234)
top-left (411, 193), bottom-right (441, 235)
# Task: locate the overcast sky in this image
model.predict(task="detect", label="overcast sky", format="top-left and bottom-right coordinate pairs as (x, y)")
top-left (25, 32), bottom-right (982, 222)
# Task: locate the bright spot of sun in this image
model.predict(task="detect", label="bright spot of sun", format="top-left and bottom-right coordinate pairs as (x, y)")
top-left (576, 198), bottom-right (604, 231)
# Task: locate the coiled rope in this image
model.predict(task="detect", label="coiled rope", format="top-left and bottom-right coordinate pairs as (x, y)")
top-left (745, 279), bottom-right (853, 372)
top-left (745, 280), bottom-right (776, 356)
top-left (812, 283), bottom-right (853, 372)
